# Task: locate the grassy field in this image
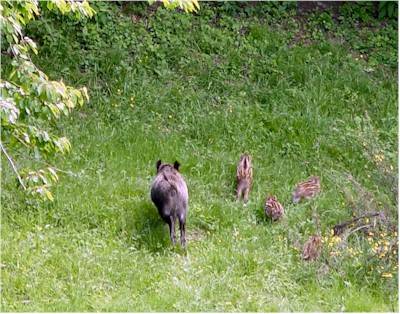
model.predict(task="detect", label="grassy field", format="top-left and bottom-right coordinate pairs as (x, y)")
top-left (1, 2), bottom-right (398, 311)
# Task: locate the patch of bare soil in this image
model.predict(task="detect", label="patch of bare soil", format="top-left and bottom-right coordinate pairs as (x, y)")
top-left (186, 228), bottom-right (207, 242)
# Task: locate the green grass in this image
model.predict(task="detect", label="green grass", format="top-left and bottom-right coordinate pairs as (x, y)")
top-left (1, 2), bottom-right (398, 311)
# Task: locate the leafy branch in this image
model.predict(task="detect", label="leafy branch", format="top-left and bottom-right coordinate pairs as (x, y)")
top-left (150, 0), bottom-right (200, 13)
top-left (1, 0), bottom-right (94, 201)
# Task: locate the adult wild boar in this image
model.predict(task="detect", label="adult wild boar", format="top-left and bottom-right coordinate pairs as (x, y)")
top-left (150, 160), bottom-right (188, 246)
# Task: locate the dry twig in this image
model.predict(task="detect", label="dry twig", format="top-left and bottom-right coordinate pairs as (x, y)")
top-left (0, 142), bottom-right (26, 190)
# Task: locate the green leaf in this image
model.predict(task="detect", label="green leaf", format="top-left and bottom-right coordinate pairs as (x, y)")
top-left (47, 167), bottom-right (59, 182)
top-left (45, 189), bottom-right (54, 201)
top-left (48, 103), bottom-right (61, 118)
top-left (23, 36), bottom-right (38, 54)
top-left (47, 1), bottom-right (54, 11)
top-left (81, 87), bottom-right (89, 101)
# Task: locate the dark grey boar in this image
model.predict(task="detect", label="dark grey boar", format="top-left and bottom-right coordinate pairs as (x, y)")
top-left (150, 160), bottom-right (189, 246)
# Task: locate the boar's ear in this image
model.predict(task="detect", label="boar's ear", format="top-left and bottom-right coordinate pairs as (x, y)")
top-left (156, 160), bottom-right (162, 171)
top-left (174, 161), bottom-right (180, 171)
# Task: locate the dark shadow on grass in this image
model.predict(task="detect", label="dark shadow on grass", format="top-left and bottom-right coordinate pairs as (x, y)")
top-left (119, 199), bottom-right (173, 253)
top-left (254, 202), bottom-right (267, 225)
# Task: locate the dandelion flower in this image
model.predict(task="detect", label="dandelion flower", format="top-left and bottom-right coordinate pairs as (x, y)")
top-left (333, 236), bottom-right (341, 244)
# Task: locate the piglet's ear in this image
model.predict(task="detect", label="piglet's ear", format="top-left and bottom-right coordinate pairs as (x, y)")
top-left (174, 161), bottom-right (180, 171)
top-left (156, 160), bottom-right (162, 171)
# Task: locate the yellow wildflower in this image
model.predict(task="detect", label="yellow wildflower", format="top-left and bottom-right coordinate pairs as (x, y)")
top-left (332, 236), bottom-right (341, 244)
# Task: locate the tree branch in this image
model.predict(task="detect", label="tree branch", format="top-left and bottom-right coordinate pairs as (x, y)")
top-left (36, 160), bottom-right (77, 177)
top-left (333, 211), bottom-right (382, 236)
top-left (0, 142), bottom-right (27, 190)
top-left (1, 50), bottom-right (14, 57)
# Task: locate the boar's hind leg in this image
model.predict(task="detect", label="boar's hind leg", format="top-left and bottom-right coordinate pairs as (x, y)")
top-left (179, 218), bottom-right (186, 247)
top-left (236, 185), bottom-right (243, 201)
top-left (243, 186), bottom-right (250, 203)
top-left (168, 216), bottom-right (176, 245)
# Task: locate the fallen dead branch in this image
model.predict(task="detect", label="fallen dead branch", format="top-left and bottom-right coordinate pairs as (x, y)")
top-left (333, 211), bottom-right (384, 236)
